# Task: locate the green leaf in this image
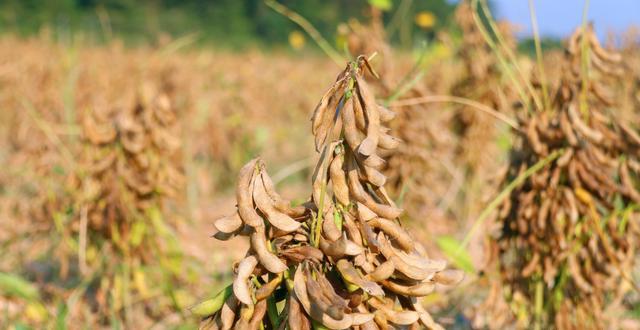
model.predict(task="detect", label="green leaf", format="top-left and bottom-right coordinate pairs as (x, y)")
top-left (0, 272), bottom-right (40, 300)
top-left (368, 0), bottom-right (392, 11)
top-left (435, 236), bottom-right (475, 274)
top-left (55, 302), bottom-right (69, 330)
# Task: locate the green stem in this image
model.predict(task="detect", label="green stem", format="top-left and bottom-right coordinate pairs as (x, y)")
top-left (528, 0), bottom-right (550, 111)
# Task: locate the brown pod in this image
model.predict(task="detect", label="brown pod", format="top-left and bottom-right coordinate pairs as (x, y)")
top-left (250, 226), bottom-right (288, 273)
top-left (293, 267), bottom-right (354, 329)
top-left (322, 208), bottom-right (343, 242)
top-left (367, 298), bottom-right (420, 325)
top-left (253, 171), bottom-right (301, 232)
top-left (353, 89), bottom-right (368, 132)
top-left (247, 299), bottom-right (267, 329)
top-left (355, 77), bottom-right (381, 157)
top-left (342, 212), bottom-right (364, 246)
top-left (306, 277), bottom-right (345, 320)
top-left (378, 105), bottom-right (396, 123)
top-left (318, 275), bottom-right (349, 311)
top-left (236, 159), bottom-right (263, 227)
top-left (281, 246), bottom-right (324, 263)
top-left (432, 269), bottom-right (465, 286)
top-left (255, 274), bottom-right (283, 301)
top-left (220, 295), bottom-right (238, 330)
top-left (233, 255), bottom-right (258, 306)
top-left (336, 259), bottom-right (384, 297)
top-left (409, 297), bottom-right (444, 330)
top-left (367, 260), bottom-right (395, 281)
top-left (214, 212), bottom-right (243, 234)
top-left (377, 132), bottom-right (401, 150)
top-left (288, 294), bottom-right (311, 330)
top-left (346, 155), bottom-right (403, 219)
top-left (329, 148), bottom-right (351, 206)
top-left (357, 203), bottom-right (377, 222)
top-left (560, 111), bottom-right (578, 146)
top-left (341, 96), bottom-right (364, 152)
top-left (368, 218), bottom-right (415, 252)
top-left (362, 165), bottom-right (387, 187)
top-left (567, 104), bottom-right (603, 143)
top-left (260, 170), bottom-right (304, 217)
top-left (83, 114), bottom-right (117, 145)
top-left (315, 94), bottom-right (344, 152)
top-left (380, 279), bottom-right (435, 296)
top-left (362, 154), bottom-right (386, 169)
top-left (319, 235), bottom-right (364, 258)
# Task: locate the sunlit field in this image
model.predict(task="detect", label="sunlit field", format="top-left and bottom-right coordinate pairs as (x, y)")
top-left (1, 1), bottom-right (639, 329)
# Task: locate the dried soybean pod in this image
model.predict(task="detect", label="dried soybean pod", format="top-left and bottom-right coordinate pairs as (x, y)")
top-left (378, 235), bottom-right (432, 281)
top-left (567, 104), bottom-right (603, 143)
top-left (369, 218), bottom-right (415, 252)
top-left (362, 165), bottom-right (387, 187)
top-left (336, 259), bottom-right (384, 296)
top-left (317, 275), bottom-right (348, 311)
top-left (322, 208), bottom-right (343, 242)
top-left (247, 299), bottom-right (267, 329)
top-left (355, 76), bottom-right (381, 157)
top-left (220, 295), bottom-right (238, 330)
top-left (316, 94), bottom-right (345, 152)
top-left (378, 105), bottom-right (396, 123)
top-left (380, 279), bottom-right (435, 296)
top-left (568, 254), bottom-right (593, 293)
top-left (294, 267), bottom-right (353, 329)
top-left (346, 155), bottom-right (403, 219)
top-left (329, 147), bottom-right (351, 206)
top-left (306, 278), bottom-right (344, 320)
top-left (250, 226), bottom-right (288, 273)
top-left (353, 89), bottom-right (367, 131)
top-left (366, 260), bottom-right (395, 281)
top-left (237, 159), bottom-right (263, 227)
top-left (342, 96), bottom-right (364, 151)
top-left (362, 154), bottom-right (386, 169)
top-left (587, 28), bottom-right (622, 62)
top-left (357, 203), bottom-right (377, 221)
top-left (378, 132), bottom-right (401, 150)
top-left (83, 114), bottom-right (117, 145)
top-left (214, 212), bottom-right (243, 234)
top-left (290, 294), bottom-right (312, 330)
top-left (368, 298), bottom-right (420, 325)
top-left (233, 255), bottom-right (258, 306)
top-left (319, 235), bottom-right (364, 258)
top-left (408, 297), bottom-right (444, 330)
top-left (253, 172), bottom-right (301, 232)
top-left (259, 170), bottom-right (295, 214)
top-left (432, 269), bottom-right (465, 286)
top-left (284, 246), bottom-right (324, 263)
top-left (312, 83), bottom-right (336, 135)
top-left (255, 274), bottom-right (283, 301)
top-left (342, 212), bottom-right (363, 246)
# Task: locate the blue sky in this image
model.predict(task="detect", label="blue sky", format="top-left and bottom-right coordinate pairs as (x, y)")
top-left (455, 0), bottom-right (640, 39)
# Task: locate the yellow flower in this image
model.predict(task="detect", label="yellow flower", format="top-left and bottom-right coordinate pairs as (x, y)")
top-left (289, 31), bottom-right (306, 50)
top-left (415, 11), bottom-right (437, 29)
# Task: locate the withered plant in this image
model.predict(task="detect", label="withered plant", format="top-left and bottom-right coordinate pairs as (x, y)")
top-left (489, 25), bottom-right (640, 329)
top-left (197, 57), bottom-right (463, 329)
top-left (72, 73), bottom-right (187, 323)
top-left (451, 1), bottom-right (518, 175)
